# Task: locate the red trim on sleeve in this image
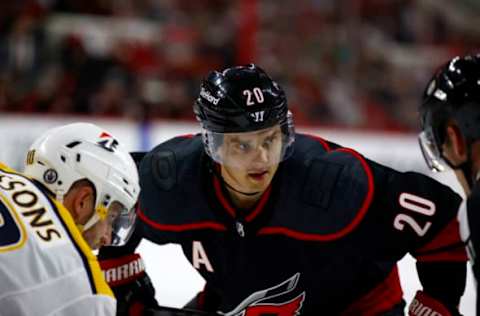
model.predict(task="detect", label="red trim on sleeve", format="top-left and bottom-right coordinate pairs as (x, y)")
top-left (138, 208), bottom-right (227, 232)
top-left (305, 134), bottom-right (331, 152)
top-left (408, 291), bottom-right (452, 316)
top-left (258, 148), bottom-right (374, 241)
top-left (413, 218), bottom-right (468, 262)
top-left (414, 247), bottom-right (467, 262)
top-left (197, 285), bottom-right (208, 309)
top-left (341, 265), bottom-right (403, 316)
top-left (178, 134), bottom-right (194, 139)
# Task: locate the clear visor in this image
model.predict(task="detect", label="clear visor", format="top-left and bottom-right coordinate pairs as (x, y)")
top-left (107, 201), bottom-right (137, 246)
top-left (418, 129), bottom-right (449, 172)
top-left (204, 122), bottom-right (294, 168)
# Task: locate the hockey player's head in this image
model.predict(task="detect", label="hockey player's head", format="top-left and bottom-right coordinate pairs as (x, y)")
top-left (194, 64), bottom-right (295, 195)
top-left (419, 54), bottom-right (480, 193)
top-left (24, 123), bottom-right (140, 249)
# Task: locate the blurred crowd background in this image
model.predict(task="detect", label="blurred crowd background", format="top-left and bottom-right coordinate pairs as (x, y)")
top-left (1, 0), bottom-right (479, 131)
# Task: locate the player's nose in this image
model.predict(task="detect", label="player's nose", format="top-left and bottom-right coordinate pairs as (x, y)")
top-left (99, 229), bottom-right (113, 247)
top-left (253, 147), bottom-right (269, 163)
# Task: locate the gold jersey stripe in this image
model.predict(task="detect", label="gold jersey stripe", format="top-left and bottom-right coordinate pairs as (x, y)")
top-left (48, 196), bottom-right (114, 298)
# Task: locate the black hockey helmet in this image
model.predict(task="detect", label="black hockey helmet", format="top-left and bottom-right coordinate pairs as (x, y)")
top-left (194, 64), bottom-right (291, 133)
top-left (194, 64), bottom-right (295, 166)
top-left (419, 54), bottom-right (480, 175)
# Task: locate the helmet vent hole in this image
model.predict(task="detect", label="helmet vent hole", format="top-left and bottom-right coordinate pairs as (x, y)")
top-left (76, 154), bottom-right (81, 162)
top-left (37, 161), bottom-right (45, 166)
top-left (66, 141), bottom-right (81, 148)
top-left (122, 178), bottom-right (129, 185)
top-left (60, 155), bottom-right (66, 162)
top-left (58, 180), bottom-right (62, 185)
top-left (123, 188), bottom-right (133, 198)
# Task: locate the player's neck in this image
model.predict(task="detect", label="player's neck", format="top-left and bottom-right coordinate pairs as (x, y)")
top-left (225, 186), bottom-right (263, 210)
top-left (219, 166), bottom-right (264, 210)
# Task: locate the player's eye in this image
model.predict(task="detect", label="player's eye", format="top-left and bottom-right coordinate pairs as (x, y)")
top-left (262, 134), bottom-right (278, 148)
top-left (235, 142), bottom-right (251, 152)
top-left (108, 210), bottom-right (120, 225)
top-left (263, 137), bottom-right (274, 147)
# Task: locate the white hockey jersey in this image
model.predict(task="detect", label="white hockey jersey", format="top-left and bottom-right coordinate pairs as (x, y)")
top-left (0, 163), bottom-right (116, 316)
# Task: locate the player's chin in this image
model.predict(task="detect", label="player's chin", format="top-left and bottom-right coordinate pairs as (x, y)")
top-left (247, 175), bottom-right (273, 191)
top-left (88, 239), bottom-right (102, 250)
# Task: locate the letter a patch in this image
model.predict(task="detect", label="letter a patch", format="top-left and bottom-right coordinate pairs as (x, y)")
top-left (192, 240), bottom-right (213, 272)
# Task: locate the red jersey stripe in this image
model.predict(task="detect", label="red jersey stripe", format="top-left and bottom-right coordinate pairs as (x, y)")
top-left (138, 208), bottom-right (227, 232)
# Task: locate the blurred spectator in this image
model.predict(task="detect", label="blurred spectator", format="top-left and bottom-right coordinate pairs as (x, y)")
top-left (1, 0), bottom-right (480, 132)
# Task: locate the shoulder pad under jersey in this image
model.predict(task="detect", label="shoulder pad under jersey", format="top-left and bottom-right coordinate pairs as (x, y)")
top-left (262, 146), bottom-right (374, 241)
top-left (137, 135), bottom-right (225, 239)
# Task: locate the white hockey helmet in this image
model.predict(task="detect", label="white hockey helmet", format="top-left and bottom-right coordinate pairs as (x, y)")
top-left (24, 122), bottom-right (140, 246)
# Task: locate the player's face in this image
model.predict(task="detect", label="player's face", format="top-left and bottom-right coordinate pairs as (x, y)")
top-left (83, 202), bottom-right (122, 250)
top-left (441, 136), bottom-right (472, 195)
top-left (220, 126), bottom-right (282, 194)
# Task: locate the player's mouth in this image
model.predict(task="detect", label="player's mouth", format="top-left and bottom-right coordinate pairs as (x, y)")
top-left (248, 170), bottom-right (269, 181)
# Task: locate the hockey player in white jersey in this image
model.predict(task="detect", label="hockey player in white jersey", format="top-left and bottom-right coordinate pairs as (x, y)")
top-left (0, 122), bottom-right (140, 316)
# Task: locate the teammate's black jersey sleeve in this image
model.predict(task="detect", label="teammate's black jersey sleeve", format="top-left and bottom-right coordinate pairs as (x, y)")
top-left (464, 184), bottom-right (480, 315)
top-left (354, 158), bottom-right (464, 261)
top-left (466, 185), bottom-right (480, 278)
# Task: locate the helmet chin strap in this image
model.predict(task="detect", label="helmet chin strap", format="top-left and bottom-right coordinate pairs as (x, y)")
top-left (82, 211), bottom-right (100, 232)
top-left (444, 145), bottom-right (476, 191)
top-left (56, 190), bottom-right (101, 232)
top-left (222, 177), bottom-right (262, 196)
top-left (457, 160), bottom-right (474, 191)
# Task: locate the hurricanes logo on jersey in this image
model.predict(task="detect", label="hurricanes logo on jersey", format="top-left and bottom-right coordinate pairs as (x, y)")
top-left (97, 132), bottom-right (119, 152)
top-left (222, 273), bottom-right (305, 316)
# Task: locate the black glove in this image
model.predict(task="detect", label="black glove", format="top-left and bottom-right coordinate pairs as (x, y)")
top-left (183, 283), bottom-right (221, 312)
top-left (99, 226), bottom-right (159, 316)
top-left (99, 252), bottom-right (159, 316)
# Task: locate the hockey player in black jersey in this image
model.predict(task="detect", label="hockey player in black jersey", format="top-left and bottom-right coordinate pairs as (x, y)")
top-left (100, 64), bottom-right (467, 316)
top-left (419, 54), bottom-right (480, 315)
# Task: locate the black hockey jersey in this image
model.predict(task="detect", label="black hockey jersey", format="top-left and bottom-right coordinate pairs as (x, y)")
top-left (461, 185), bottom-right (480, 315)
top-left (137, 134), bottom-right (467, 316)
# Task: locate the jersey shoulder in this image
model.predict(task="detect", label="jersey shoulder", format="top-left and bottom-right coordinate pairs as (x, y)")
top-left (268, 139), bottom-right (461, 244)
top-left (139, 134), bottom-right (204, 191)
top-left (370, 159), bottom-right (462, 228)
top-left (357, 159), bottom-right (463, 256)
top-left (138, 135), bottom-right (221, 237)
top-left (267, 140), bottom-right (374, 240)
top-left (0, 164), bottom-right (112, 300)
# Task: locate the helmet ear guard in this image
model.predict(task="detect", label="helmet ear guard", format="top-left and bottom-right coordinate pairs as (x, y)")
top-left (24, 123), bottom-right (140, 246)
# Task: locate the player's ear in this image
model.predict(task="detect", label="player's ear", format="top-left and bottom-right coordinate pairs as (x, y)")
top-left (69, 184), bottom-right (95, 225)
top-left (445, 123), bottom-right (468, 161)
